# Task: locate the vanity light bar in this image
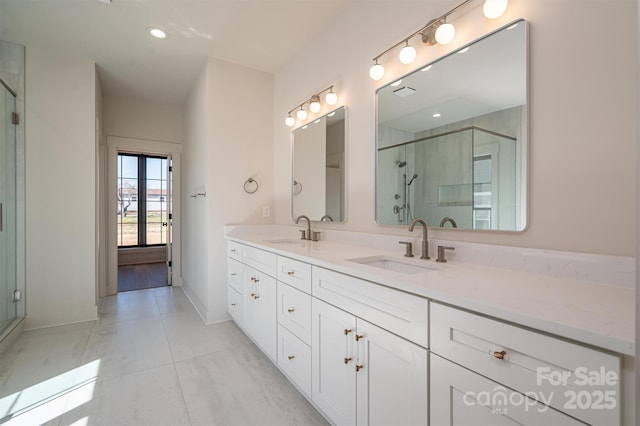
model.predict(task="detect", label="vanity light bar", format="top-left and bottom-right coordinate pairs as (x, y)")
top-left (369, 0), bottom-right (508, 81)
top-left (285, 86), bottom-right (338, 127)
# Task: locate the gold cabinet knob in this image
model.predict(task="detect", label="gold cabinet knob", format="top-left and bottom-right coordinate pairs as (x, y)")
top-left (288, 355), bottom-right (295, 360)
top-left (343, 329), bottom-right (352, 335)
top-left (356, 364), bottom-right (364, 372)
top-left (493, 350), bottom-right (507, 360)
top-left (230, 303), bottom-right (236, 306)
top-left (287, 308), bottom-right (295, 313)
top-left (287, 270), bottom-right (295, 276)
top-left (355, 334), bottom-right (364, 341)
top-left (344, 357), bottom-right (352, 364)
top-left (230, 273), bottom-right (237, 276)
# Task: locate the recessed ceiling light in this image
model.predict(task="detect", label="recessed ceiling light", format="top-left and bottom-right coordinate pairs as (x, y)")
top-left (421, 65), bottom-right (432, 72)
top-left (328, 112), bottom-right (336, 117)
top-left (313, 119), bottom-right (321, 124)
top-left (148, 27), bottom-right (167, 39)
top-left (391, 79), bottom-right (403, 87)
top-left (432, 113), bottom-right (442, 118)
top-left (458, 47), bottom-right (470, 54)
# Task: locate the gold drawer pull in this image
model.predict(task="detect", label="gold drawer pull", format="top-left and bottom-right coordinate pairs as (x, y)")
top-left (288, 355), bottom-right (295, 360)
top-left (230, 303), bottom-right (237, 306)
top-left (355, 334), bottom-right (364, 341)
top-left (493, 350), bottom-right (506, 360)
top-left (287, 308), bottom-right (295, 313)
top-left (287, 270), bottom-right (295, 276)
top-left (250, 293), bottom-right (256, 298)
top-left (230, 273), bottom-right (237, 276)
top-left (344, 357), bottom-right (352, 364)
top-left (344, 329), bottom-right (352, 335)
top-left (355, 364), bottom-right (364, 372)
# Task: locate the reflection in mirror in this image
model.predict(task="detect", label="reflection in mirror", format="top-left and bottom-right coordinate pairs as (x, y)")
top-left (292, 107), bottom-right (346, 222)
top-left (376, 20), bottom-right (527, 231)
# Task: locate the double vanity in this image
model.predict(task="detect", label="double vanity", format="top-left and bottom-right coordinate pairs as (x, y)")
top-left (225, 225), bottom-right (633, 426)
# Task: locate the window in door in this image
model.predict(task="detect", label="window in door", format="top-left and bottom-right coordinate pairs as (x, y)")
top-left (117, 153), bottom-right (169, 247)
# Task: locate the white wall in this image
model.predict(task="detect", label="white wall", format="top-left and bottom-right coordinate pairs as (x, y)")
top-left (25, 47), bottom-right (97, 328)
top-left (273, 0), bottom-right (638, 257)
top-left (103, 95), bottom-right (183, 143)
top-left (182, 57), bottom-right (274, 323)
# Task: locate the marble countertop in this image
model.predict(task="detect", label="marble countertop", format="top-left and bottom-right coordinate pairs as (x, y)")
top-left (226, 228), bottom-right (635, 356)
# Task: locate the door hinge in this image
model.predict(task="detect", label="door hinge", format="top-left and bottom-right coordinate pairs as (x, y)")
top-left (169, 166), bottom-right (173, 172)
top-left (12, 289), bottom-right (21, 302)
top-left (11, 112), bottom-right (19, 125)
top-left (168, 213), bottom-right (172, 220)
top-left (167, 261), bottom-right (172, 267)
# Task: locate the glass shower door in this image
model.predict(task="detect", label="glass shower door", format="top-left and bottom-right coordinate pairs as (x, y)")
top-left (0, 80), bottom-right (17, 336)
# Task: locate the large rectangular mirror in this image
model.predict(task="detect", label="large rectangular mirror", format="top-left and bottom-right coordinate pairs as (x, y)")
top-left (292, 106), bottom-right (346, 222)
top-left (376, 20), bottom-right (527, 231)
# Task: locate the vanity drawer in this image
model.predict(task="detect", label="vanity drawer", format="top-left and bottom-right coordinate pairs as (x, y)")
top-left (227, 285), bottom-right (243, 326)
top-left (227, 259), bottom-right (243, 293)
top-left (277, 282), bottom-right (312, 345)
top-left (312, 266), bottom-right (429, 347)
top-left (277, 256), bottom-right (312, 294)
top-left (277, 324), bottom-right (311, 398)
top-left (430, 302), bottom-right (620, 426)
top-left (227, 240), bottom-right (242, 261)
top-left (242, 245), bottom-right (277, 277)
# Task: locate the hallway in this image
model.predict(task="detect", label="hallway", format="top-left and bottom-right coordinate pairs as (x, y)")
top-left (0, 287), bottom-right (326, 425)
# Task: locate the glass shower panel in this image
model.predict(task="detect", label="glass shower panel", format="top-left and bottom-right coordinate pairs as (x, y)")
top-left (0, 82), bottom-right (17, 336)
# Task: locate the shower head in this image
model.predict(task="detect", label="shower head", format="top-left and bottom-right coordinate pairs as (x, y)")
top-left (407, 173), bottom-right (418, 186)
top-left (396, 161), bottom-right (407, 168)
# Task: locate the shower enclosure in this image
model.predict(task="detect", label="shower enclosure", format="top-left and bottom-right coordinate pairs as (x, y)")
top-left (377, 126), bottom-right (519, 230)
top-left (0, 78), bottom-right (20, 337)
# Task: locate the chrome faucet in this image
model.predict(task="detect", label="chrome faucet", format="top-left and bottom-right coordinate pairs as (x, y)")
top-left (408, 218), bottom-right (430, 259)
top-left (320, 215), bottom-right (334, 222)
top-left (295, 215), bottom-right (312, 240)
top-left (439, 217), bottom-right (458, 228)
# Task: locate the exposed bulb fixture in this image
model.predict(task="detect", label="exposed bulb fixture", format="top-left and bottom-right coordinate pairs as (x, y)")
top-left (309, 95), bottom-right (321, 113)
top-left (483, 0), bottom-right (508, 19)
top-left (284, 85), bottom-right (338, 127)
top-left (285, 114), bottom-right (295, 127)
top-left (435, 22), bottom-right (455, 44)
top-left (369, 61), bottom-right (385, 80)
top-left (148, 27), bottom-right (167, 39)
top-left (369, 0), bottom-right (507, 80)
top-left (399, 41), bottom-right (416, 64)
top-left (325, 89), bottom-right (338, 106)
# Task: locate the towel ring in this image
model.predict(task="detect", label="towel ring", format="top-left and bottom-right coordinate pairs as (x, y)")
top-left (293, 180), bottom-right (302, 195)
top-left (244, 178), bottom-right (259, 194)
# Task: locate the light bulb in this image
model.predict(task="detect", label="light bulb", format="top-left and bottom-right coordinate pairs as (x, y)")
top-left (309, 97), bottom-right (321, 113)
top-left (399, 44), bottom-right (416, 65)
top-left (285, 115), bottom-right (295, 127)
top-left (369, 63), bottom-right (384, 80)
top-left (435, 23), bottom-right (455, 45)
top-left (297, 108), bottom-right (307, 120)
top-left (325, 91), bottom-right (338, 106)
top-left (483, 0), bottom-right (508, 19)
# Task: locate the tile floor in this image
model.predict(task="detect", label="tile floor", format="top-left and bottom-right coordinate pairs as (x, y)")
top-left (0, 287), bottom-right (328, 426)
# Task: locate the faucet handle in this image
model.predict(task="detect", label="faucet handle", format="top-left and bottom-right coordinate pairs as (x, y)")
top-left (299, 229), bottom-right (306, 240)
top-left (312, 231), bottom-right (321, 242)
top-left (399, 241), bottom-right (414, 258)
top-left (436, 246), bottom-right (455, 263)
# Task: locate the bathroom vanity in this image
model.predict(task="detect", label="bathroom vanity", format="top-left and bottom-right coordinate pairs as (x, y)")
top-left (225, 226), bottom-right (633, 426)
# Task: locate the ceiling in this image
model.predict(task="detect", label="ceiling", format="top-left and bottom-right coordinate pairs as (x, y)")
top-left (0, 0), bottom-right (349, 104)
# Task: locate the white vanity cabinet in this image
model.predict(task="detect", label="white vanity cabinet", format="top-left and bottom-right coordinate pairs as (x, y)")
top-left (311, 273), bottom-right (428, 426)
top-left (276, 256), bottom-right (313, 397)
top-left (430, 302), bottom-right (621, 426)
top-left (227, 244), bottom-right (277, 362)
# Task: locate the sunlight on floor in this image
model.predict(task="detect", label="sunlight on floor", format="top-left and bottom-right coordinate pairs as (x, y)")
top-left (0, 360), bottom-right (100, 425)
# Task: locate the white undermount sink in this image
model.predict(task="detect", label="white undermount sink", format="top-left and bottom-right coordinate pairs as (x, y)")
top-left (264, 238), bottom-right (306, 246)
top-left (348, 255), bottom-right (441, 275)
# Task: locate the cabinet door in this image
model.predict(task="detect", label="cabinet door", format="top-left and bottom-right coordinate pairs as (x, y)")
top-left (227, 285), bottom-right (243, 328)
top-left (312, 298), bottom-right (357, 426)
top-left (355, 318), bottom-right (428, 426)
top-left (430, 354), bottom-right (584, 426)
top-left (243, 266), bottom-right (277, 361)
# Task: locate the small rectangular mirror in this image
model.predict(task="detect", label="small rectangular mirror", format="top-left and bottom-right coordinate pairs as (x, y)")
top-left (376, 20), bottom-right (528, 231)
top-left (292, 106), bottom-right (346, 222)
